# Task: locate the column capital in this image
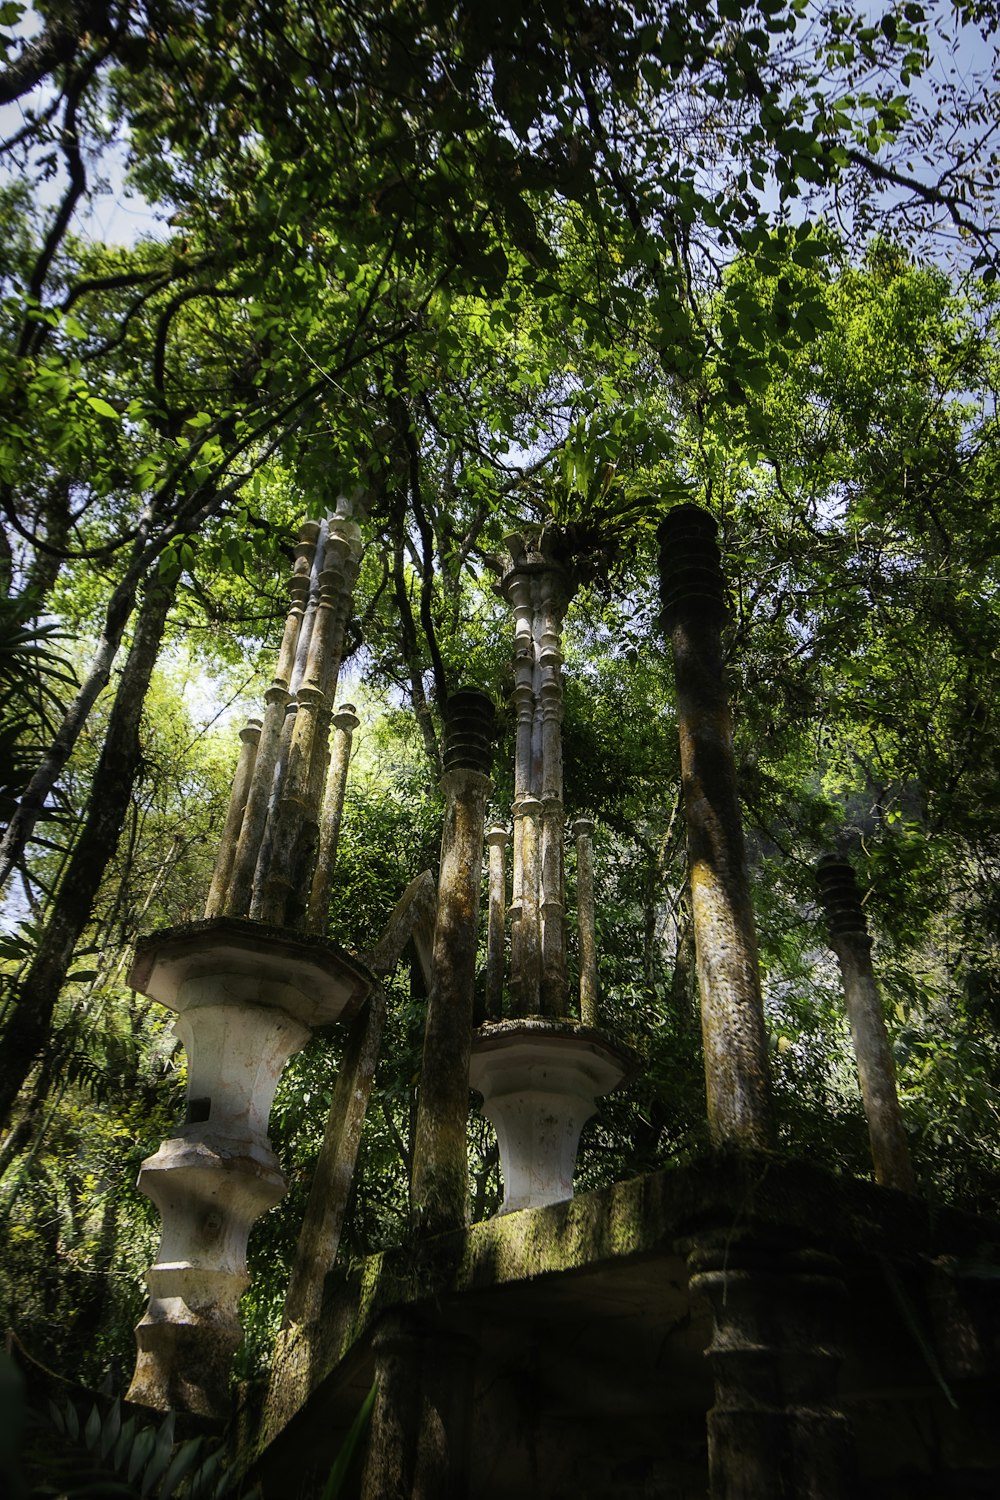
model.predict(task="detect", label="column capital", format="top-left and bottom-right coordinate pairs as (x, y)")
top-left (333, 704), bottom-right (360, 733)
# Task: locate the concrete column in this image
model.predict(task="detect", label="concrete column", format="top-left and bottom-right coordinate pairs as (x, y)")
top-left (573, 818), bottom-right (599, 1028)
top-left (204, 717), bottom-right (261, 919)
top-left (485, 825), bottom-right (508, 1022)
top-left (124, 922), bottom-right (371, 1417)
top-left (510, 794), bottom-right (542, 1015)
top-left (360, 1313), bottom-right (423, 1500)
top-left (410, 689), bottom-right (495, 1237)
top-left (538, 568), bottom-right (568, 1016)
top-left (688, 1234), bottom-right (858, 1499)
top-left (360, 1316), bottom-right (477, 1500)
top-left (306, 704), bottom-right (360, 935)
top-left (224, 523), bottom-right (318, 916)
top-left (816, 855), bottom-right (916, 1193)
top-left (253, 508), bottom-right (363, 925)
top-left (506, 558), bottom-right (538, 1020)
top-left (658, 504), bottom-right (773, 1151)
top-left (282, 985), bottom-right (386, 1327)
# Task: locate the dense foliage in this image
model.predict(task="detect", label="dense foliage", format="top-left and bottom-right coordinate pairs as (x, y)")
top-left (2, 0), bottom-right (1000, 1406)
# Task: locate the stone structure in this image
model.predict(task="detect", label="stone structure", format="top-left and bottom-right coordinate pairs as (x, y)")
top-left (249, 1156), bottom-right (1000, 1500)
top-left (411, 689), bottom-right (496, 1238)
top-left (469, 535), bottom-right (631, 1215)
top-left (658, 504), bottom-right (773, 1151)
top-left (817, 853), bottom-right (916, 1193)
top-left (126, 501), bottom-right (371, 1419)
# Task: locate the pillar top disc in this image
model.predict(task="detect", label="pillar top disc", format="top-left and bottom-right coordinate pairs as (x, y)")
top-left (128, 917), bottom-right (374, 1027)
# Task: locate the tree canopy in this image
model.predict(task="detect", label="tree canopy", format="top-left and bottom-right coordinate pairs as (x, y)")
top-left (2, 0), bottom-right (1000, 1400)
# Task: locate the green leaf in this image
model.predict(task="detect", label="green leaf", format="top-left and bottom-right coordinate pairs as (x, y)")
top-left (86, 396), bottom-right (119, 419)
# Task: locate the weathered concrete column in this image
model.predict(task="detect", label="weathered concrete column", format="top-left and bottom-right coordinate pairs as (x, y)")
top-left (816, 855), bottom-right (916, 1193)
top-left (688, 1234), bottom-right (858, 1499)
top-left (659, 504), bottom-right (773, 1151)
top-left (538, 566), bottom-right (569, 1016)
top-left (204, 718), bottom-right (261, 919)
top-left (510, 793), bottom-right (542, 1015)
top-left (410, 689), bottom-right (495, 1237)
top-left (484, 825), bottom-right (508, 1022)
top-left (282, 871), bottom-right (437, 1329)
top-left (470, 1018), bottom-right (631, 1212)
top-left (125, 920), bottom-right (371, 1417)
top-left (572, 818), bottom-right (599, 1028)
top-left (224, 522), bottom-right (319, 917)
top-left (507, 558), bottom-right (541, 1019)
top-left (359, 1315), bottom-right (477, 1500)
top-left (306, 703), bottom-right (359, 935)
top-left (248, 501), bottom-right (362, 926)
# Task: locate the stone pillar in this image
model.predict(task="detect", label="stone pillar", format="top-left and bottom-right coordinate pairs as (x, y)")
top-left (204, 717), bottom-right (261, 919)
top-left (360, 1315), bottom-right (476, 1500)
top-left (538, 567), bottom-right (569, 1016)
top-left (507, 559), bottom-right (541, 1019)
top-left (658, 504), bottom-right (773, 1152)
top-left (470, 1019), bottom-right (630, 1212)
top-left (688, 1234), bottom-right (857, 1499)
top-left (282, 985), bottom-right (386, 1327)
top-left (305, 703), bottom-right (359, 934)
top-left (816, 855), bottom-right (916, 1192)
top-left (410, 689), bottom-right (495, 1237)
top-left (485, 826), bottom-right (508, 1022)
top-left (224, 522), bottom-right (319, 917)
top-left (124, 921), bottom-right (371, 1417)
top-left (510, 793), bottom-right (542, 1015)
top-left (573, 818), bottom-right (599, 1028)
top-left (502, 545), bottom-right (572, 1019)
top-left (249, 505), bottom-right (363, 925)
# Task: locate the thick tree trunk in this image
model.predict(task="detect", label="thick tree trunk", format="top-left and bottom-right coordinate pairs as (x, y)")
top-left (0, 574), bottom-right (174, 1129)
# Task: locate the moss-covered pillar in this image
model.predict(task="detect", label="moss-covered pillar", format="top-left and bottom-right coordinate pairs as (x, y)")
top-left (411, 689), bottom-right (495, 1236)
top-left (204, 717), bottom-right (261, 919)
top-left (572, 817), bottom-right (599, 1027)
top-left (816, 855), bottom-right (916, 1193)
top-left (537, 565), bottom-right (569, 1016)
top-left (510, 793), bottom-right (542, 1015)
top-left (485, 825), bottom-right (508, 1022)
top-left (306, 703), bottom-right (359, 934)
top-left (506, 559), bottom-right (541, 1018)
top-left (360, 1313), bottom-right (423, 1500)
top-left (360, 1316), bottom-right (476, 1500)
top-left (222, 522), bottom-right (319, 917)
top-left (688, 1234), bottom-right (857, 1499)
top-left (658, 504), bottom-right (773, 1151)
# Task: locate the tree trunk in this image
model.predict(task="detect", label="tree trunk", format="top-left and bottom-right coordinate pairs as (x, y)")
top-left (0, 574), bottom-right (175, 1129)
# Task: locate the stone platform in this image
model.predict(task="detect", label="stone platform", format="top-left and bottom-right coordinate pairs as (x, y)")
top-left (241, 1155), bottom-right (1000, 1498)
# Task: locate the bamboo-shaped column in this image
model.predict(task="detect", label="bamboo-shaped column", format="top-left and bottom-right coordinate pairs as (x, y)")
top-left (816, 855), bottom-right (916, 1192)
top-left (538, 565), bottom-right (569, 1015)
top-left (470, 538), bottom-right (630, 1214)
top-left (505, 556), bottom-right (542, 1016)
top-left (485, 825), bottom-right (508, 1022)
top-left (502, 541), bottom-right (572, 1016)
top-left (203, 718), bottom-right (262, 918)
top-left (305, 704), bottom-right (360, 935)
top-left (658, 504), bottom-right (773, 1151)
top-left (127, 506), bottom-right (371, 1420)
top-left (252, 507), bottom-right (362, 925)
top-left (209, 523), bottom-right (319, 919)
top-left (573, 818), bottom-right (599, 1028)
top-left (411, 688), bottom-right (495, 1237)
